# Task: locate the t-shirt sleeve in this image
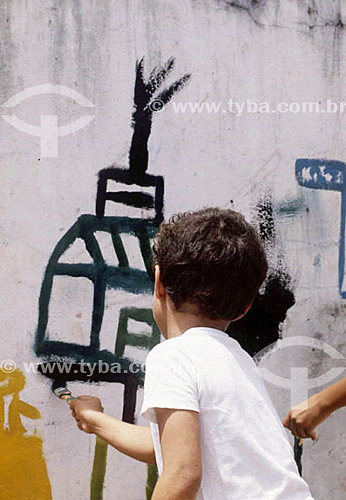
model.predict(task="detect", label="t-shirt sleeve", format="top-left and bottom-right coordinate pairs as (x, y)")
top-left (140, 342), bottom-right (200, 423)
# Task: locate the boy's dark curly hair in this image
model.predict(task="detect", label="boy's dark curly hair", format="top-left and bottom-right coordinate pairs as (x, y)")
top-left (152, 207), bottom-right (268, 321)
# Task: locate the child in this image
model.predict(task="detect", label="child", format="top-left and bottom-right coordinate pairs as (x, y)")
top-left (283, 377), bottom-right (346, 441)
top-left (70, 207), bottom-right (315, 500)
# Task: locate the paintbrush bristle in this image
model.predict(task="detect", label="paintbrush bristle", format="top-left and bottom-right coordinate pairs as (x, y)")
top-left (53, 386), bottom-right (72, 398)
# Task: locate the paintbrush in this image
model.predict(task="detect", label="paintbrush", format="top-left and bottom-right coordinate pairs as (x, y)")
top-left (52, 379), bottom-right (107, 485)
top-left (52, 381), bottom-right (76, 404)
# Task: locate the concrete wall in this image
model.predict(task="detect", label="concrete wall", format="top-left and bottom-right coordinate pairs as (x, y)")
top-left (1, 1), bottom-right (346, 498)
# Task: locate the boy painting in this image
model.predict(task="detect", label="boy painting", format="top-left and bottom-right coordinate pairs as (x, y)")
top-left (70, 207), bottom-right (314, 500)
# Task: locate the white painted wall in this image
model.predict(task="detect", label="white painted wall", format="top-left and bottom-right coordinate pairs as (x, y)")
top-left (1, 1), bottom-right (346, 498)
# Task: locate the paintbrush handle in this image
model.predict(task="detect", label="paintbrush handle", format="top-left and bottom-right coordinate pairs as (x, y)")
top-left (60, 394), bottom-right (76, 404)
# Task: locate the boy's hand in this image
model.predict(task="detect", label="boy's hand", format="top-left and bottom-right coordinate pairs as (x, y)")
top-left (69, 396), bottom-right (104, 434)
top-left (283, 394), bottom-right (332, 440)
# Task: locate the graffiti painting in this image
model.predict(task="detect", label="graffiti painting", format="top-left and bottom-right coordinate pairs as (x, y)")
top-left (34, 57), bottom-right (190, 499)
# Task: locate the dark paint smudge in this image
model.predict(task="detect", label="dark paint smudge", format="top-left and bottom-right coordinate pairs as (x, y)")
top-left (257, 193), bottom-right (275, 243)
top-left (227, 194), bottom-right (295, 356)
top-left (129, 57), bottom-right (190, 177)
top-left (227, 269), bottom-right (295, 356)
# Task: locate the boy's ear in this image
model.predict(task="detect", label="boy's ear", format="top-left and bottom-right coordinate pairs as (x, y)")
top-left (230, 300), bottom-right (254, 323)
top-left (154, 265), bottom-right (166, 299)
top-left (244, 300), bottom-right (254, 316)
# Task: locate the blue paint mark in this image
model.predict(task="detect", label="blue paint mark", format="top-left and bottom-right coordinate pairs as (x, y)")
top-left (313, 254), bottom-right (321, 267)
top-left (295, 159), bottom-right (346, 298)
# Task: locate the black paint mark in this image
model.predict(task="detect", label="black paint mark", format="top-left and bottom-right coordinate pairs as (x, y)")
top-left (96, 167), bottom-right (165, 225)
top-left (96, 58), bottom-right (190, 224)
top-left (122, 375), bottom-right (139, 424)
top-left (227, 268), bottom-right (295, 356)
top-left (257, 194), bottom-right (275, 243)
top-left (227, 194), bottom-right (295, 356)
top-left (129, 57), bottom-right (190, 177)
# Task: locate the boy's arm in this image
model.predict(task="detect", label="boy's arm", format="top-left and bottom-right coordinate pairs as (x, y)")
top-left (283, 377), bottom-right (346, 440)
top-left (151, 408), bottom-right (202, 500)
top-left (69, 396), bottom-right (156, 464)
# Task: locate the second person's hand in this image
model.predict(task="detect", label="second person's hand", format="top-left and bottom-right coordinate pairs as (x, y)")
top-left (283, 393), bottom-right (332, 440)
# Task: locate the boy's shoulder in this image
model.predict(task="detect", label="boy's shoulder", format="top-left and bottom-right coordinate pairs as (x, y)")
top-left (147, 335), bottom-right (188, 360)
top-left (147, 327), bottom-right (231, 364)
top-left (145, 333), bottom-right (208, 372)
top-left (144, 335), bottom-right (200, 384)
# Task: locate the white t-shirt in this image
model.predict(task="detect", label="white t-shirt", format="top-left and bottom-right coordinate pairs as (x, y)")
top-left (140, 327), bottom-right (315, 500)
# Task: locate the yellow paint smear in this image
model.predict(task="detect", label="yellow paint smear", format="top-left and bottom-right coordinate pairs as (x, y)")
top-left (0, 369), bottom-right (52, 500)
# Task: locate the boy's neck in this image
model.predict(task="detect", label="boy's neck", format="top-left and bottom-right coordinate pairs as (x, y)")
top-left (165, 311), bottom-right (230, 339)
